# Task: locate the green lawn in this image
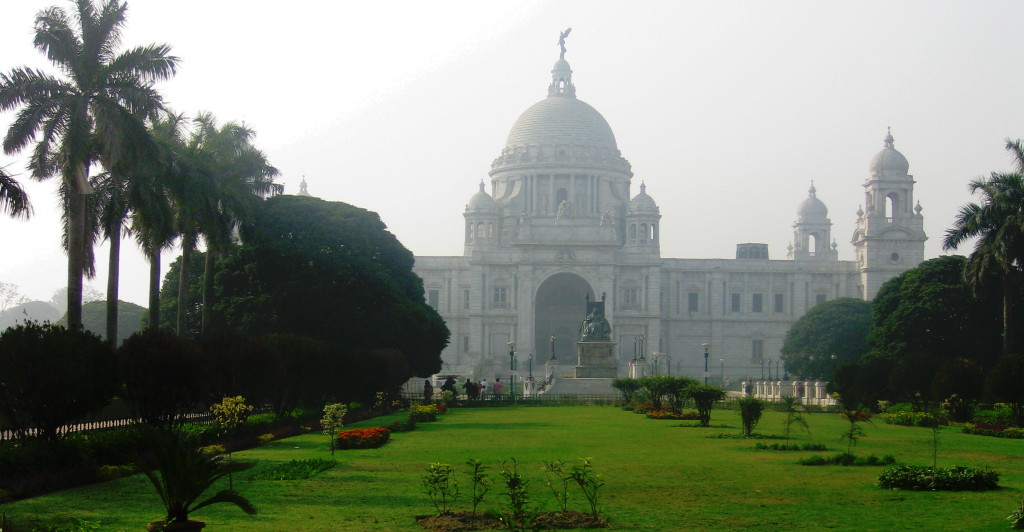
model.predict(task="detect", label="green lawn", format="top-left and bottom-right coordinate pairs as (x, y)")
top-left (2, 406), bottom-right (1022, 531)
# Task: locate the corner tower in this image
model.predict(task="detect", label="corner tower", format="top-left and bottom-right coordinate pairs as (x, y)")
top-left (789, 182), bottom-right (838, 261)
top-left (852, 129), bottom-right (927, 299)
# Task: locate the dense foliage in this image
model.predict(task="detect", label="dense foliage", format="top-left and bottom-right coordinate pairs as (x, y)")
top-left (781, 298), bottom-right (872, 379)
top-left (0, 323), bottom-right (118, 440)
top-left (118, 330), bottom-right (204, 428)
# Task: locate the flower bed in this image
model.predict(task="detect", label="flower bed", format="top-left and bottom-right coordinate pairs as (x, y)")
top-left (336, 427), bottom-right (391, 449)
top-left (962, 422), bottom-right (1024, 439)
top-left (646, 410), bottom-right (700, 420)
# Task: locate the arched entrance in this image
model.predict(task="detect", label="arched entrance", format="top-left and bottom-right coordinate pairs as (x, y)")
top-left (534, 273), bottom-right (593, 360)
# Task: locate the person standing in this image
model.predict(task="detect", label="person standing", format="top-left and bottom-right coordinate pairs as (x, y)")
top-left (479, 379), bottom-right (489, 399)
top-left (492, 377), bottom-right (504, 398)
top-left (423, 379), bottom-right (433, 402)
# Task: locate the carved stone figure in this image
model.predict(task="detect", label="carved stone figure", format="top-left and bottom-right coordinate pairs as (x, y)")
top-left (556, 200), bottom-right (574, 219)
top-left (558, 28), bottom-right (572, 60)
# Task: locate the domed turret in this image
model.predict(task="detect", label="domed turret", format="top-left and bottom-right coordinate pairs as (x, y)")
top-left (466, 181), bottom-right (496, 212)
top-left (790, 182), bottom-right (836, 261)
top-left (797, 183), bottom-right (828, 220)
top-left (626, 182), bottom-right (661, 251)
top-left (628, 182), bottom-right (660, 214)
top-left (869, 129), bottom-right (910, 176)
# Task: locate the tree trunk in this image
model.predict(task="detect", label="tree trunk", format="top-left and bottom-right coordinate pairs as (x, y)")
top-left (67, 188), bottom-right (86, 331)
top-left (1004, 275), bottom-right (1016, 355)
top-left (201, 247), bottom-right (215, 334)
top-left (105, 220), bottom-right (121, 349)
top-left (176, 238), bottom-right (192, 337)
top-left (148, 247), bottom-right (161, 331)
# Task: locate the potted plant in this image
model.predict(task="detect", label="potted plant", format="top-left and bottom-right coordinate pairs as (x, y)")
top-left (142, 430), bottom-right (257, 531)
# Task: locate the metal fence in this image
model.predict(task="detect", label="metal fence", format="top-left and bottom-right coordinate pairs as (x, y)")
top-left (0, 410), bottom-right (223, 443)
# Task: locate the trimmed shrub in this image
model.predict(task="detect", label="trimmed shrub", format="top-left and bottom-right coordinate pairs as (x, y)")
top-left (800, 453), bottom-right (895, 466)
top-left (876, 465), bottom-right (999, 491)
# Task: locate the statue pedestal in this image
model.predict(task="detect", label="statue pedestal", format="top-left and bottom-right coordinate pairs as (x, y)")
top-left (575, 342), bottom-right (617, 378)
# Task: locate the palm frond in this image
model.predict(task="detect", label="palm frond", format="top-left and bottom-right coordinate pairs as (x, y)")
top-left (0, 168), bottom-right (32, 218)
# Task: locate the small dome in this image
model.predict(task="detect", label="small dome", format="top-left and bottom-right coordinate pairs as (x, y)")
top-left (552, 58), bottom-right (571, 72)
top-left (798, 183), bottom-right (828, 219)
top-left (505, 96), bottom-right (617, 151)
top-left (869, 130), bottom-right (909, 175)
top-left (628, 182), bottom-right (659, 213)
top-left (466, 181), bottom-right (496, 212)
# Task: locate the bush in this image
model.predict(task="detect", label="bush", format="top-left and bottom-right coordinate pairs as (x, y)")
top-left (962, 423), bottom-right (1024, 439)
top-left (755, 442), bottom-right (829, 451)
top-left (0, 323), bottom-right (119, 440)
top-left (737, 397), bottom-right (765, 437)
top-left (972, 405), bottom-right (1015, 426)
top-left (409, 404), bottom-right (439, 422)
top-left (799, 453), bottom-right (895, 466)
top-left (877, 465), bottom-right (999, 491)
top-left (248, 458), bottom-right (336, 481)
top-left (118, 330), bottom-right (203, 429)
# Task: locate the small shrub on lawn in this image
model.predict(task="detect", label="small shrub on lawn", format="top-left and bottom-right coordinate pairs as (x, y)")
top-left (249, 458), bottom-right (336, 481)
top-left (421, 462), bottom-right (459, 515)
top-left (1008, 498), bottom-right (1024, 530)
top-left (386, 418), bottom-right (417, 432)
top-left (645, 410), bottom-right (700, 420)
top-left (96, 464), bottom-right (137, 481)
top-left (737, 397), bottom-right (765, 437)
top-left (336, 427), bottom-right (391, 449)
top-left (876, 465), bottom-right (999, 491)
top-left (755, 442), bottom-right (829, 451)
top-left (799, 453), bottom-right (895, 466)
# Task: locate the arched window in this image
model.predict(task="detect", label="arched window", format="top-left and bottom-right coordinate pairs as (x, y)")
top-left (487, 223), bottom-right (494, 240)
top-left (650, 224), bottom-right (657, 241)
top-left (886, 193), bottom-right (899, 220)
top-left (640, 224), bottom-right (648, 243)
top-left (555, 188), bottom-right (568, 206)
top-left (628, 224), bottom-right (637, 243)
top-left (466, 221), bottom-right (474, 243)
top-left (477, 223), bottom-right (486, 239)
top-left (808, 234), bottom-right (818, 256)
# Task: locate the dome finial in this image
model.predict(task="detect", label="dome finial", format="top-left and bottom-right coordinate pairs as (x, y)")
top-left (640, 181), bottom-right (647, 194)
top-left (884, 127), bottom-right (895, 148)
top-left (479, 179), bottom-right (486, 193)
top-left (808, 180), bottom-right (816, 196)
top-left (549, 29), bottom-right (576, 97)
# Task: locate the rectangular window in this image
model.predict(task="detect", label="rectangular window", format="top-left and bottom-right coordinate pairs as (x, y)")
top-left (463, 289), bottom-right (470, 310)
top-left (730, 292), bottom-right (741, 313)
top-left (815, 293), bottom-right (826, 306)
top-left (622, 288), bottom-right (639, 310)
top-left (688, 292), bottom-right (699, 313)
top-left (774, 293), bottom-right (784, 313)
top-left (492, 287), bottom-right (508, 309)
top-left (752, 339), bottom-right (764, 362)
top-left (752, 293), bottom-right (763, 313)
top-left (427, 289), bottom-right (439, 309)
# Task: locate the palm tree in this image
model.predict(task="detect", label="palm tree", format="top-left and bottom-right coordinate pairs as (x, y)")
top-left (942, 138), bottom-right (1024, 355)
top-left (0, 0), bottom-right (178, 330)
top-left (0, 166), bottom-right (32, 218)
top-left (134, 113), bottom-right (185, 332)
top-left (166, 113), bottom-right (279, 336)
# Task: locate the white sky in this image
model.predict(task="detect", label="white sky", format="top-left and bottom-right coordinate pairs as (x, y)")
top-left (2, 0), bottom-right (1022, 306)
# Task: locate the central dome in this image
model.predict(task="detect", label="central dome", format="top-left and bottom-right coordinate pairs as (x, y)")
top-left (505, 96), bottom-right (618, 151)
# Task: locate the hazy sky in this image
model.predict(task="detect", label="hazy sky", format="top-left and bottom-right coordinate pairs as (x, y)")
top-left (2, 1), bottom-right (1022, 306)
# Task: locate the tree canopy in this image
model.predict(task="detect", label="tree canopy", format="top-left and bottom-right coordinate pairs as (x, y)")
top-left (868, 255), bottom-right (1004, 368)
top-left (215, 195), bottom-right (449, 382)
top-left (780, 297), bottom-right (872, 379)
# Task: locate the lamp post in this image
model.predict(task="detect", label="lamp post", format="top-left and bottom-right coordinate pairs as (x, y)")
top-left (528, 353), bottom-right (533, 380)
top-left (507, 341), bottom-right (516, 399)
top-left (767, 359), bottom-right (773, 380)
top-left (775, 358), bottom-right (781, 380)
top-left (701, 343), bottom-right (710, 385)
top-left (760, 358), bottom-right (765, 380)
top-left (719, 358), bottom-right (724, 384)
top-left (633, 336), bottom-right (638, 362)
top-left (667, 355), bottom-right (672, 376)
top-left (639, 335), bottom-right (646, 361)
top-left (549, 335), bottom-right (556, 360)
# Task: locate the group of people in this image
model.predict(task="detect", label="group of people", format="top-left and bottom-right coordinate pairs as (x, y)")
top-left (461, 377), bottom-right (504, 399)
top-left (424, 375), bottom-right (507, 400)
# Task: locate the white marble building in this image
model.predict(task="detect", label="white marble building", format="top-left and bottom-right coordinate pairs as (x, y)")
top-left (413, 49), bottom-right (926, 384)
